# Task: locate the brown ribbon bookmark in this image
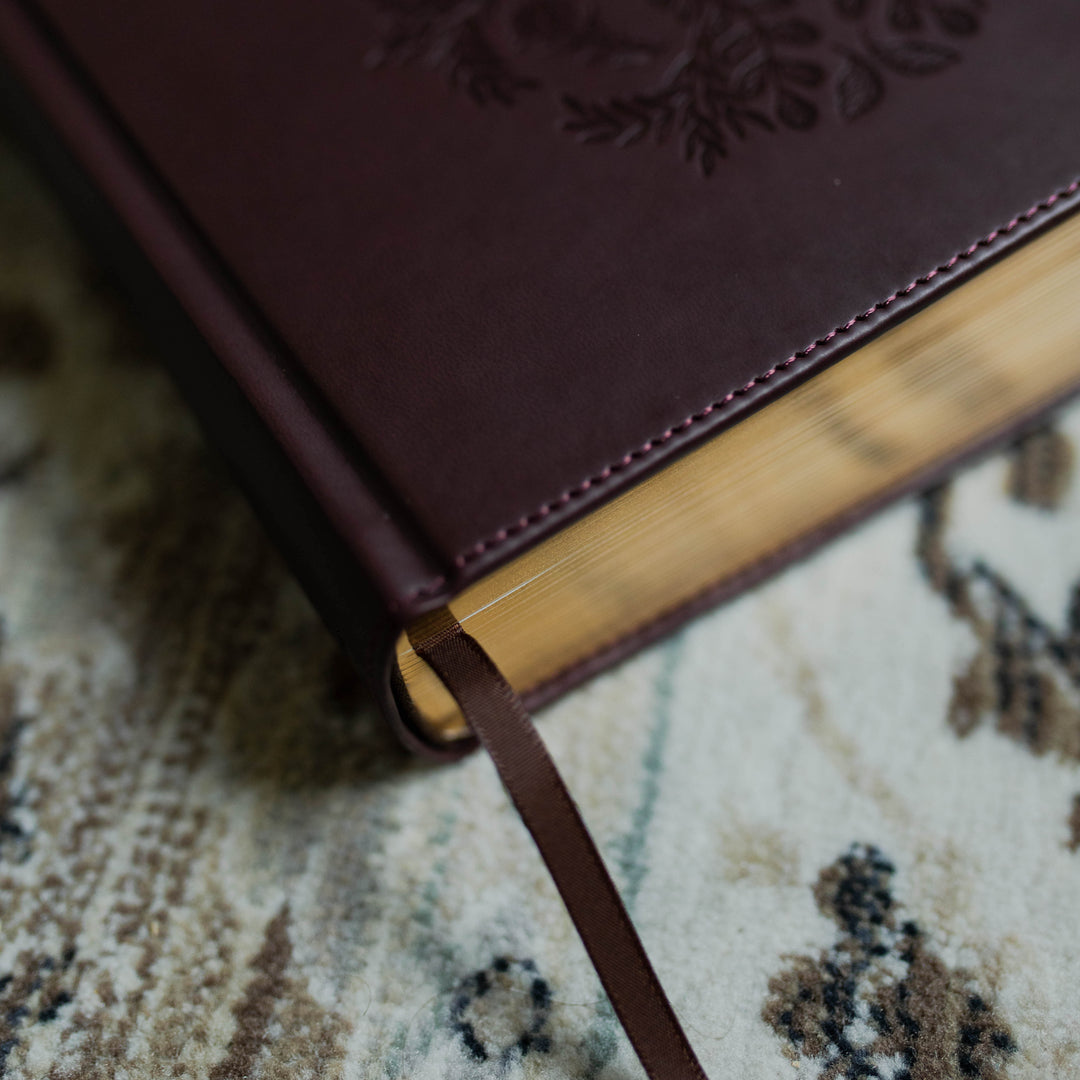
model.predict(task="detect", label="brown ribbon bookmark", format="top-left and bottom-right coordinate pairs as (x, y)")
top-left (408, 609), bottom-right (708, 1080)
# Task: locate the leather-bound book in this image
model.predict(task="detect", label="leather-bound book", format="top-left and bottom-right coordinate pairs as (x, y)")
top-left (1, 2), bottom-right (1077, 1075)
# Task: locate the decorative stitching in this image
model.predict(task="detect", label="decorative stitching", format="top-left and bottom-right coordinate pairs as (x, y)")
top-left (447, 176), bottom-right (1080, 573)
top-left (515, 394), bottom-right (1079, 716)
top-left (401, 575), bottom-right (447, 603)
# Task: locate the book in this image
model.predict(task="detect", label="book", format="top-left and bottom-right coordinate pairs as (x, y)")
top-left (1, 0), bottom-right (1078, 750)
top-left (1, 1), bottom-right (1077, 1075)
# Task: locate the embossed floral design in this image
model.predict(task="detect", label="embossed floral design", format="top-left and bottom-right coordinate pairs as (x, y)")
top-left (562, 0), bottom-right (987, 170)
top-left (364, 0), bottom-right (663, 102)
top-left (564, 1), bottom-right (825, 175)
top-left (363, 0), bottom-right (989, 173)
top-left (835, 0), bottom-right (984, 37)
top-left (829, 0), bottom-right (985, 120)
top-left (512, 0), bottom-right (663, 67)
top-left (364, 0), bottom-right (540, 105)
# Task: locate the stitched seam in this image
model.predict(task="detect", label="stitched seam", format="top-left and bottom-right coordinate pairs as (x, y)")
top-left (400, 575), bottom-right (447, 604)
top-left (433, 177), bottom-right (1079, 576)
top-left (518, 378), bottom-right (1080, 707)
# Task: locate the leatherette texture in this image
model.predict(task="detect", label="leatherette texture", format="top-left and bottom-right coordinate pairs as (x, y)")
top-left (9, 0), bottom-right (1080, 617)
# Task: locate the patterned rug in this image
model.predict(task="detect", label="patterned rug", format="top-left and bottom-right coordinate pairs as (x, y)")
top-left (0, 127), bottom-right (1078, 1080)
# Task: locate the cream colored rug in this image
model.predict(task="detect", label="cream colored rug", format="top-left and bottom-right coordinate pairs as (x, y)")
top-left (0, 128), bottom-right (1077, 1080)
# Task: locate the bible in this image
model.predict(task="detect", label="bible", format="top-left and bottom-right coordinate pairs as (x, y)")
top-left (1, 1), bottom-right (1077, 1075)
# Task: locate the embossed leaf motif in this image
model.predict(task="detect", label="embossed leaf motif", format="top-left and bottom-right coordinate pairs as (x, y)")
top-left (933, 3), bottom-right (980, 35)
top-left (513, 0), bottom-right (662, 67)
top-left (776, 88), bottom-right (818, 128)
top-left (888, 0), bottom-right (923, 31)
top-left (835, 48), bottom-right (885, 119)
top-left (776, 59), bottom-right (826, 88)
top-left (455, 19), bottom-right (541, 104)
top-left (769, 17), bottom-right (821, 45)
top-left (562, 95), bottom-right (650, 146)
top-left (365, 1), bottom-right (539, 106)
top-left (365, 0), bottom-right (989, 175)
top-left (733, 59), bottom-right (768, 97)
top-left (512, 0), bottom-right (577, 42)
top-left (868, 35), bottom-right (959, 74)
top-left (720, 29), bottom-right (759, 66)
top-left (560, 4), bottom-right (837, 175)
top-left (837, 0), bottom-right (983, 36)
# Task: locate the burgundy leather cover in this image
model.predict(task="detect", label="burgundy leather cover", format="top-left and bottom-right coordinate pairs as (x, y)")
top-left (1, 0), bottom-right (1079, 749)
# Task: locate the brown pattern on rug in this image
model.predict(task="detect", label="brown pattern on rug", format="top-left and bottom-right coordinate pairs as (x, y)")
top-left (1068, 794), bottom-right (1080, 853)
top-left (0, 628), bottom-right (82, 1071)
top-left (211, 906), bottom-right (348, 1080)
top-left (764, 844), bottom-right (1016, 1080)
top-left (1007, 426), bottom-right (1075, 511)
top-left (917, 481), bottom-right (1080, 762)
top-left (0, 144), bottom-right (366, 1072)
top-left (917, 467), bottom-right (1080, 850)
top-left (0, 627), bottom-right (29, 865)
top-left (0, 946), bottom-right (79, 1073)
top-left (21, 432), bottom-right (355, 1077)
